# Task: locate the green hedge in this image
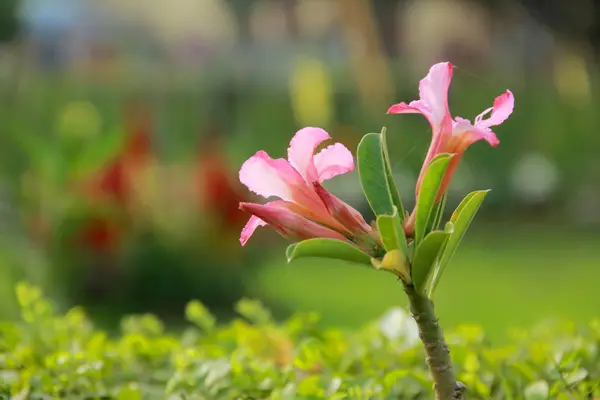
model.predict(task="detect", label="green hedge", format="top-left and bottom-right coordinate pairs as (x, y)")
top-left (1, 283), bottom-right (598, 399)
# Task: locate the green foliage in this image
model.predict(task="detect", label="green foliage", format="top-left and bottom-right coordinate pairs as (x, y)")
top-left (414, 153), bottom-right (453, 245)
top-left (428, 192), bottom-right (447, 233)
top-left (379, 130), bottom-right (405, 221)
top-left (286, 238), bottom-right (372, 267)
top-left (376, 206), bottom-right (408, 257)
top-left (357, 129), bottom-right (404, 218)
top-left (428, 190), bottom-right (490, 297)
top-left (2, 282), bottom-right (600, 399)
top-left (411, 229), bottom-right (451, 292)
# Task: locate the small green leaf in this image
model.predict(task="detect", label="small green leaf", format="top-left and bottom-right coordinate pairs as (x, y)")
top-left (380, 128), bottom-right (405, 220)
top-left (371, 249), bottom-right (411, 283)
top-left (286, 239), bottom-right (372, 267)
top-left (428, 190), bottom-right (490, 296)
top-left (357, 132), bottom-right (395, 216)
top-left (376, 206), bottom-right (408, 257)
top-left (414, 153), bottom-right (453, 244)
top-left (411, 231), bottom-right (450, 292)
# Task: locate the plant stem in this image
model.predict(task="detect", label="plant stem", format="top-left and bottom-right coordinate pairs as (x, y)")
top-left (404, 283), bottom-right (465, 399)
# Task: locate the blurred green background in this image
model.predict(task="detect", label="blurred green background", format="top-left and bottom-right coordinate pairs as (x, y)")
top-left (0, 0), bottom-right (599, 343)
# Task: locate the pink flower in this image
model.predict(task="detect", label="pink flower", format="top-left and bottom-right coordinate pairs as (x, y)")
top-left (239, 127), bottom-right (374, 248)
top-left (388, 62), bottom-right (514, 201)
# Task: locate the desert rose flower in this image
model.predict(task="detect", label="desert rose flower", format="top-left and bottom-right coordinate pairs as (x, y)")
top-left (388, 62), bottom-right (514, 203)
top-left (239, 127), bottom-right (377, 252)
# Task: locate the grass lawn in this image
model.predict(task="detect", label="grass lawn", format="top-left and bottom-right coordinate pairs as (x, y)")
top-left (255, 225), bottom-right (600, 343)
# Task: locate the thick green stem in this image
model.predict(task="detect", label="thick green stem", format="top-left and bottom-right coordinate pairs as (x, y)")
top-left (404, 283), bottom-right (465, 399)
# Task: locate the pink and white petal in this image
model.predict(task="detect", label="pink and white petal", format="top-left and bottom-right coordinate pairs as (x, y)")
top-left (387, 100), bottom-right (442, 133)
top-left (417, 62), bottom-right (454, 129)
top-left (287, 127), bottom-right (331, 182)
top-left (476, 90), bottom-right (514, 129)
top-left (452, 117), bottom-right (499, 150)
top-left (387, 101), bottom-right (426, 115)
top-left (240, 215), bottom-right (266, 246)
top-left (451, 117), bottom-right (475, 135)
top-left (313, 143), bottom-right (354, 182)
top-left (474, 107), bottom-right (493, 125)
top-left (239, 150), bottom-right (305, 201)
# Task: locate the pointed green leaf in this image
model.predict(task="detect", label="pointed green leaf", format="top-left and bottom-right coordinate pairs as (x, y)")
top-left (415, 153), bottom-right (454, 244)
top-left (411, 230), bottom-right (450, 292)
top-left (376, 206), bottom-right (408, 257)
top-left (428, 190), bottom-right (490, 296)
top-left (286, 238), bottom-right (372, 267)
top-left (357, 132), bottom-right (394, 216)
top-left (380, 128), bottom-right (405, 221)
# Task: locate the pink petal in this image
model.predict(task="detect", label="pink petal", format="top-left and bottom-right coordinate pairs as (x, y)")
top-left (239, 201), bottom-right (347, 243)
top-left (313, 182), bottom-right (371, 235)
top-left (387, 62), bottom-right (454, 134)
top-left (417, 62), bottom-right (454, 130)
top-left (387, 100), bottom-right (428, 115)
top-left (387, 100), bottom-right (436, 124)
top-left (313, 143), bottom-right (354, 182)
top-left (240, 215), bottom-right (266, 246)
top-left (239, 150), bottom-right (305, 201)
top-left (287, 127), bottom-right (331, 182)
top-left (476, 90), bottom-right (514, 129)
top-left (452, 117), bottom-right (499, 150)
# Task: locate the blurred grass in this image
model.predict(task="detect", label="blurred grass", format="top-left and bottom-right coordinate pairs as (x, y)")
top-left (255, 224), bottom-right (600, 343)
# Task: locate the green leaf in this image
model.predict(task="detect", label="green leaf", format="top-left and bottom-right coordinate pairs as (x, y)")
top-left (414, 153), bottom-right (453, 244)
top-left (376, 206), bottom-right (408, 257)
top-left (380, 128), bottom-right (405, 220)
top-left (372, 249), bottom-right (411, 283)
top-left (430, 192), bottom-right (448, 231)
top-left (286, 239), bottom-right (372, 267)
top-left (411, 231), bottom-right (450, 292)
top-left (357, 132), bottom-right (394, 216)
top-left (428, 190), bottom-right (490, 296)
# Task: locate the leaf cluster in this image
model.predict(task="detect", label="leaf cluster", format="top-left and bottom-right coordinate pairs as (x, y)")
top-left (1, 283), bottom-right (599, 399)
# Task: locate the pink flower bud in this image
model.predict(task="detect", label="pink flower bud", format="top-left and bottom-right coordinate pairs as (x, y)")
top-left (239, 201), bottom-right (347, 245)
